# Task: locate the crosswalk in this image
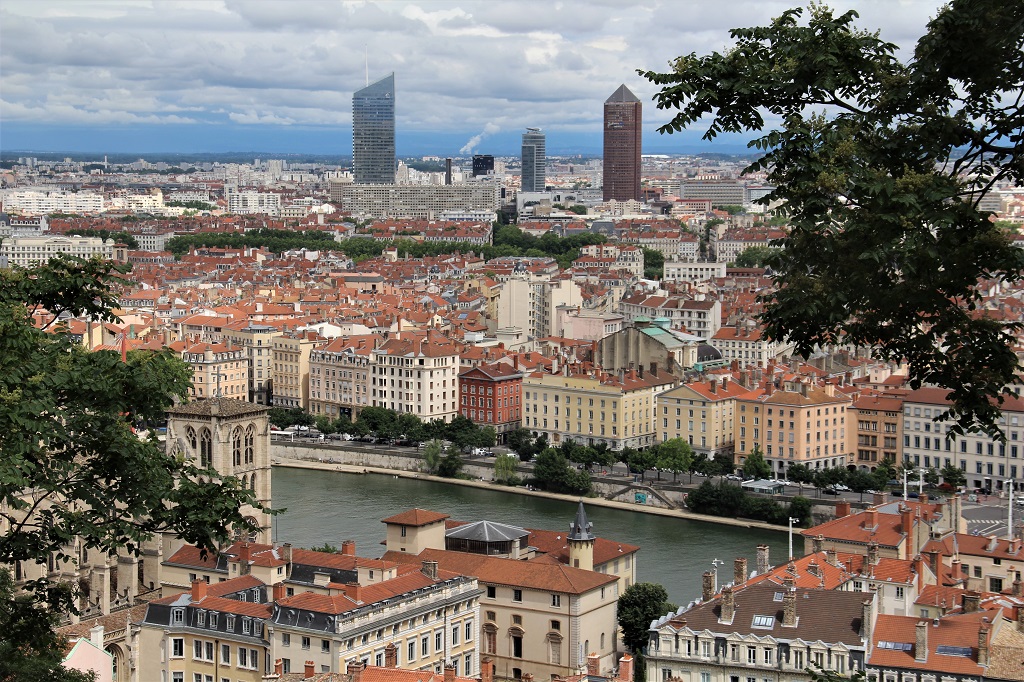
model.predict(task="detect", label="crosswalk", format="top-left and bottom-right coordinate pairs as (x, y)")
top-left (967, 518), bottom-right (1005, 536)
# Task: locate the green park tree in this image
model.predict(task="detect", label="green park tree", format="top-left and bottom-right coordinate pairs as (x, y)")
top-left (617, 582), bottom-right (675, 655)
top-left (641, 0), bottom-right (1024, 440)
top-left (656, 438), bottom-right (694, 482)
top-left (742, 446), bottom-right (771, 480)
top-left (940, 463), bottom-right (967, 489)
top-left (0, 256), bottom-right (268, 677)
top-left (494, 454), bottom-right (520, 485)
top-left (422, 440), bottom-right (444, 475)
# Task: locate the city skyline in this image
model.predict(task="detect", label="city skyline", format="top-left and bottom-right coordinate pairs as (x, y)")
top-left (1, 1), bottom-right (949, 155)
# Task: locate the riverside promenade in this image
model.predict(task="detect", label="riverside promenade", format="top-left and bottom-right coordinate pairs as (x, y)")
top-left (272, 449), bottom-right (788, 534)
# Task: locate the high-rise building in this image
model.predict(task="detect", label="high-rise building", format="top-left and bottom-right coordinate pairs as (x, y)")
top-left (472, 154), bottom-right (494, 177)
top-left (521, 128), bottom-right (546, 192)
top-left (352, 73), bottom-right (396, 184)
top-left (603, 84), bottom-right (642, 202)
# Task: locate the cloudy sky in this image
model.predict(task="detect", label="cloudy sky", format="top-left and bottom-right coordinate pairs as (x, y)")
top-left (1, 0), bottom-right (948, 156)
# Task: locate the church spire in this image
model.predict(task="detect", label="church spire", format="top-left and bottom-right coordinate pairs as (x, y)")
top-left (568, 501), bottom-right (595, 542)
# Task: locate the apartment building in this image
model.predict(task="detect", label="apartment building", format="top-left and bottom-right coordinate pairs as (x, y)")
top-left (308, 335), bottom-right (378, 420)
top-left (900, 387), bottom-right (1024, 492)
top-left (497, 276), bottom-right (584, 341)
top-left (617, 292), bottom-right (721, 340)
top-left (849, 394), bottom-right (904, 470)
top-left (578, 243), bottom-right (644, 277)
top-left (271, 332), bottom-right (321, 410)
top-left (1, 189), bottom-right (105, 215)
top-left (1, 234), bottom-right (113, 267)
top-left (138, 576), bottom-right (272, 682)
top-left (169, 340), bottom-right (248, 400)
top-left (458, 362), bottom-right (524, 443)
top-left (227, 191), bottom-right (282, 216)
top-left (733, 380), bottom-right (854, 475)
top-left (372, 331), bottom-right (461, 422)
top-left (222, 323), bottom-right (282, 405)
top-left (381, 508), bottom-right (622, 681)
top-left (709, 321), bottom-right (795, 369)
top-left (663, 259), bottom-right (727, 284)
top-left (523, 365), bottom-right (675, 450)
top-left (647, 582), bottom-right (872, 682)
top-left (329, 182), bottom-right (500, 220)
top-left (656, 377), bottom-right (749, 459)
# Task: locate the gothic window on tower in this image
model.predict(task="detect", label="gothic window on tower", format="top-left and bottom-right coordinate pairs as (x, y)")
top-left (232, 427), bottom-right (243, 466)
top-left (244, 425), bottom-right (255, 464)
top-left (199, 428), bottom-right (212, 468)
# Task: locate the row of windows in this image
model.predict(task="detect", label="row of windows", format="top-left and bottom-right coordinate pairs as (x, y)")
top-left (168, 637), bottom-right (259, 671)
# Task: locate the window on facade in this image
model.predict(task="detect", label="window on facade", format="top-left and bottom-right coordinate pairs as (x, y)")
top-left (513, 589), bottom-right (522, 602)
top-left (172, 638), bottom-right (184, 658)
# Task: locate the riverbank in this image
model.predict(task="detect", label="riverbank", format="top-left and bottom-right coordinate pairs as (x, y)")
top-left (272, 457), bottom-right (787, 534)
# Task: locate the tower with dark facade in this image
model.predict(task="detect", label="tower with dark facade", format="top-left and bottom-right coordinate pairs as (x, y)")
top-left (603, 84), bottom-right (642, 202)
top-left (352, 73), bottom-right (396, 184)
top-left (472, 154), bottom-right (494, 177)
top-left (521, 128), bottom-right (546, 193)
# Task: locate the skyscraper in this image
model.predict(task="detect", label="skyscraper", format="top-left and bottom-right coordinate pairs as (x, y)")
top-left (472, 154), bottom-right (494, 177)
top-left (521, 128), bottom-right (546, 193)
top-left (603, 84), bottom-right (642, 202)
top-left (352, 73), bottom-right (396, 184)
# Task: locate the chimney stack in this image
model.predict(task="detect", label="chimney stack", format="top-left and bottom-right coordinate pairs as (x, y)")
top-left (915, 621), bottom-right (928, 662)
top-left (756, 544), bottom-right (770, 574)
top-left (808, 560), bottom-right (821, 578)
top-left (272, 581), bottom-right (286, 602)
top-left (861, 599), bottom-right (874, 640)
top-left (963, 592), bottom-right (981, 613)
top-left (341, 540), bottom-right (356, 556)
top-left (826, 548), bottom-right (838, 565)
top-left (587, 653), bottom-right (600, 676)
top-left (734, 557), bottom-right (748, 586)
top-left (978, 626), bottom-right (990, 666)
top-left (422, 560), bottom-right (439, 580)
top-left (702, 571), bottom-right (715, 601)
top-left (191, 579), bottom-right (207, 602)
top-left (304, 660), bottom-right (315, 679)
top-left (445, 664), bottom-right (457, 682)
top-left (89, 625), bottom-right (104, 649)
top-left (1014, 580), bottom-right (1024, 599)
top-left (836, 501), bottom-right (851, 517)
top-left (480, 659), bottom-right (495, 682)
top-left (812, 535), bottom-right (824, 554)
top-left (867, 541), bottom-right (880, 566)
top-left (348, 661), bottom-right (365, 682)
top-left (384, 643), bottom-right (397, 668)
top-left (274, 659), bottom-right (284, 676)
top-left (721, 586), bottom-right (735, 623)
top-left (617, 654), bottom-right (634, 682)
top-left (782, 589), bottom-right (797, 626)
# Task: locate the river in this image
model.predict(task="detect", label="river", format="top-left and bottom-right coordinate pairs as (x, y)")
top-left (271, 467), bottom-right (788, 606)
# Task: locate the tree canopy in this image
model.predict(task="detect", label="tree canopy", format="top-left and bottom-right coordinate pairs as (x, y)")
top-left (0, 256), bottom-right (267, 672)
top-left (617, 582), bottom-right (674, 654)
top-left (641, 0), bottom-right (1024, 439)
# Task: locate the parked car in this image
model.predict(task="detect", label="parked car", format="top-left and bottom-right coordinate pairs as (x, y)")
top-left (822, 488), bottom-right (840, 495)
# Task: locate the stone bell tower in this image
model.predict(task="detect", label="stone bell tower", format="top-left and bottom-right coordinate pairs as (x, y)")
top-left (165, 397), bottom-right (272, 544)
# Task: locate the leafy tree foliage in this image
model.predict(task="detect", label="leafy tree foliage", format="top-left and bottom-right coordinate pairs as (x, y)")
top-left (0, 256), bottom-right (266, 664)
top-left (494, 454), bottom-right (520, 485)
top-left (733, 246), bottom-right (781, 268)
top-left (308, 542), bottom-right (339, 553)
top-left (532, 448), bottom-right (591, 495)
top-left (617, 582), bottom-right (673, 654)
top-left (655, 438), bottom-right (694, 482)
top-left (641, 247), bottom-right (665, 280)
top-left (64, 228), bottom-right (140, 249)
top-left (422, 440), bottom-right (443, 475)
top-left (437, 450), bottom-right (464, 478)
top-left (742, 446), bottom-right (771, 480)
top-left (941, 463), bottom-right (967, 489)
top-left (628, 449), bottom-right (659, 482)
top-left (642, 1), bottom-right (1024, 439)
top-left (788, 496), bottom-right (813, 525)
top-left (786, 463), bottom-right (815, 487)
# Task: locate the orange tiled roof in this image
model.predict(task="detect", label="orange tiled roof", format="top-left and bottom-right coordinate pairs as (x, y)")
top-left (380, 509), bottom-right (450, 527)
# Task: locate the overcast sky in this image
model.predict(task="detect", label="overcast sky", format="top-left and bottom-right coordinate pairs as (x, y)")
top-left (1, 0), bottom-right (949, 156)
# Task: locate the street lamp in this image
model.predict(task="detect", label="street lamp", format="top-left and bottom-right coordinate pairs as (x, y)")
top-left (788, 517), bottom-right (800, 560)
top-left (711, 558), bottom-right (724, 592)
top-left (1008, 479), bottom-right (1015, 541)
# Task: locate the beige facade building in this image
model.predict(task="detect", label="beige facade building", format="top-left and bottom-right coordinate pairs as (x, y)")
top-left (656, 377), bottom-right (749, 458)
top-left (523, 366), bottom-right (676, 450)
top-left (309, 335), bottom-right (379, 420)
top-left (849, 394), bottom-right (904, 470)
top-left (170, 340), bottom-right (248, 401)
top-left (709, 321), bottom-right (795, 369)
top-left (222, 323), bottom-right (282, 405)
top-left (1, 234), bottom-right (113, 267)
top-left (381, 506), bottom-right (624, 681)
top-left (272, 332), bottom-right (321, 410)
top-left (734, 380), bottom-right (854, 475)
top-left (329, 181), bottom-right (500, 220)
top-left (372, 331), bottom-right (461, 422)
top-left (497, 276), bottom-right (584, 341)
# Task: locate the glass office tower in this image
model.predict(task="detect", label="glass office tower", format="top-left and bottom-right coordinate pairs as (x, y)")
top-left (521, 128), bottom-right (546, 193)
top-left (352, 73), bottom-right (396, 184)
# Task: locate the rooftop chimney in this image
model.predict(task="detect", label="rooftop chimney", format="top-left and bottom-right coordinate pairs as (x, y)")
top-left (782, 589), bottom-right (797, 626)
top-left (811, 535), bottom-right (824, 554)
top-left (757, 544), bottom-right (771, 574)
top-left (865, 509), bottom-right (878, 530)
top-left (274, 659), bottom-right (284, 676)
top-left (617, 654), bottom-right (634, 682)
top-left (191, 578), bottom-right (207, 602)
top-left (867, 541), bottom-right (880, 566)
top-left (963, 592), bottom-right (981, 613)
top-left (422, 560), bottom-right (439, 580)
top-left (89, 625), bottom-right (104, 649)
top-left (979, 626), bottom-right (990, 666)
top-left (721, 586), bottom-right (735, 623)
top-left (348, 661), bottom-right (365, 682)
top-left (587, 652), bottom-right (600, 676)
top-left (826, 548), bottom-right (838, 565)
top-left (702, 571), bottom-right (714, 602)
top-left (341, 540), bottom-right (356, 556)
top-left (808, 560), bottom-right (821, 578)
top-left (304, 660), bottom-right (315, 679)
top-left (836, 501), bottom-right (851, 518)
top-left (445, 663), bottom-right (457, 682)
top-left (861, 599), bottom-right (874, 640)
top-left (480, 658), bottom-right (495, 682)
top-left (384, 642), bottom-right (397, 668)
top-left (734, 557), bottom-right (748, 586)
top-left (272, 581), bottom-right (286, 602)
top-left (915, 621), bottom-right (928, 662)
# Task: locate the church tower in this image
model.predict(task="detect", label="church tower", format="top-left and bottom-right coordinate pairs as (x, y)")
top-left (165, 398), bottom-right (272, 544)
top-left (567, 501), bottom-right (596, 571)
